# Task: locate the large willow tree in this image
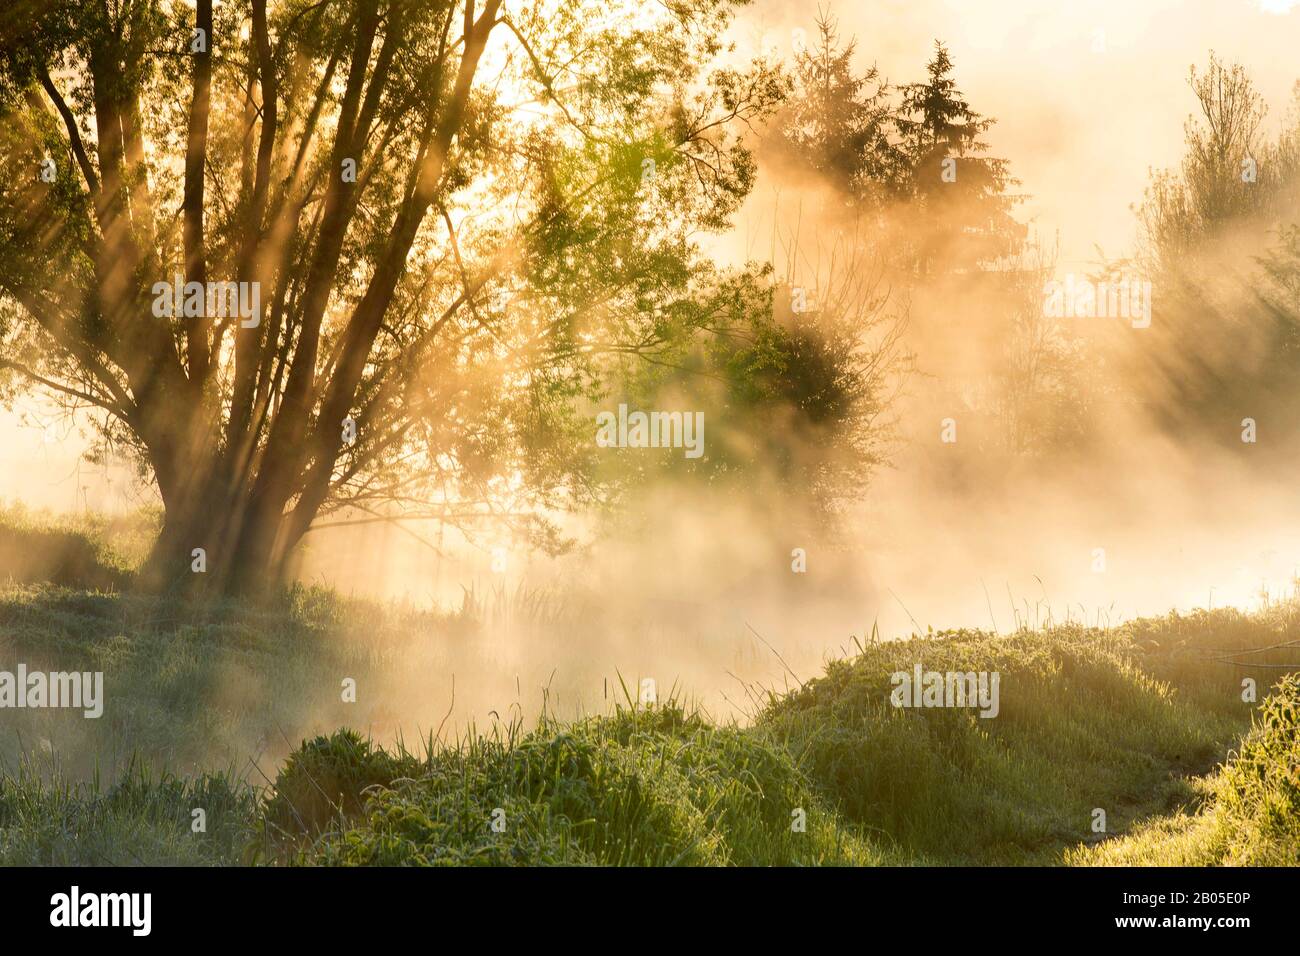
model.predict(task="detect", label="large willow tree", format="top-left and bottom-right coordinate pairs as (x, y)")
top-left (0, 0), bottom-right (781, 593)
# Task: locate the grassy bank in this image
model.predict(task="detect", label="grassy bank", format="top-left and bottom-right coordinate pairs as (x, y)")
top-left (1070, 673), bottom-right (1300, 866)
top-left (0, 574), bottom-right (1296, 865)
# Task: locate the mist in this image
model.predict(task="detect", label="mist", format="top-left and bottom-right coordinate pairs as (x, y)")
top-left (285, 0), bottom-right (1300, 729)
top-left (3, 0), bottom-right (1300, 747)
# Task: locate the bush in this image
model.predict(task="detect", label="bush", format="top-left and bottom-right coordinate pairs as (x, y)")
top-left (261, 730), bottom-right (420, 839)
top-left (287, 704), bottom-right (876, 866)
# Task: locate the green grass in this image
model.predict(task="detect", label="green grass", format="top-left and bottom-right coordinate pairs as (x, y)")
top-left (0, 582), bottom-right (484, 780)
top-left (0, 760), bottom-right (255, 866)
top-left (263, 713), bottom-right (881, 866)
top-left (1069, 672), bottom-right (1300, 866)
top-left (1, 512), bottom-right (1297, 865)
top-left (0, 569), bottom-right (1296, 865)
top-left (0, 502), bottom-right (148, 592)
top-left (755, 619), bottom-right (1266, 863)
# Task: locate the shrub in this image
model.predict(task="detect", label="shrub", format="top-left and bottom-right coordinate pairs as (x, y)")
top-left (261, 730), bottom-right (419, 839)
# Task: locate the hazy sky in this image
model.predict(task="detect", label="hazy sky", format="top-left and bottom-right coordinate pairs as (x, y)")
top-left (0, 405), bottom-right (136, 513)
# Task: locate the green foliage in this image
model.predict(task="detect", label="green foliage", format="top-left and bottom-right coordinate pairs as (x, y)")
top-left (0, 502), bottom-right (154, 589)
top-left (1073, 673), bottom-right (1300, 866)
top-left (758, 606), bottom-right (1300, 863)
top-left (893, 41), bottom-right (1022, 272)
top-left (1131, 54), bottom-right (1300, 440)
top-left (0, 0), bottom-right (793, 592)
top-left (291, 703), bottom-right (876, 866)
top-left (259, 613), bottom-right (1300, 866)
top-left (261, 729), bottom-right (421, 840)
top-left (0, 762), bottom-right (255, 865)
top-left (0, 574), bottom-right (474, 781)
top-left (310, 785), bottom-right (594, 866)
top-left (768, 13), bottom-right (901, 200)
top-left (0, 571), bottom-right (1296, 866)
top-left (1212, 673), bottom-right (1300, 863)
top-left (770, 28), bottom-right (1022, 272)
top-left (591, 253), bottom-right (907, 523)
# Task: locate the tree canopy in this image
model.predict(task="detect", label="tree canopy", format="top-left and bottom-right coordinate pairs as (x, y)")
top-left (0, 0), bottom-right (785, 593)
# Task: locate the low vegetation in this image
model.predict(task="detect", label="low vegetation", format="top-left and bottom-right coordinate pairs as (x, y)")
top-left (0, 539), bottom-right (1296, 864)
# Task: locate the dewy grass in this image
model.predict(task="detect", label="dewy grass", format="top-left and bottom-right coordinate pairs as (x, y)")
top-left (0, 503), bottom-right (154, 590)
top-left (1069, 672), bottom-right (1300, 866)
top-left (262, 705), bottom-right (884, 867)
top-left (0, 758), bottom-right (256, 866)
top-left (0, 575), bottom-right (1296, 865)
top-left (756, 627), bottom-right (1248, 863)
